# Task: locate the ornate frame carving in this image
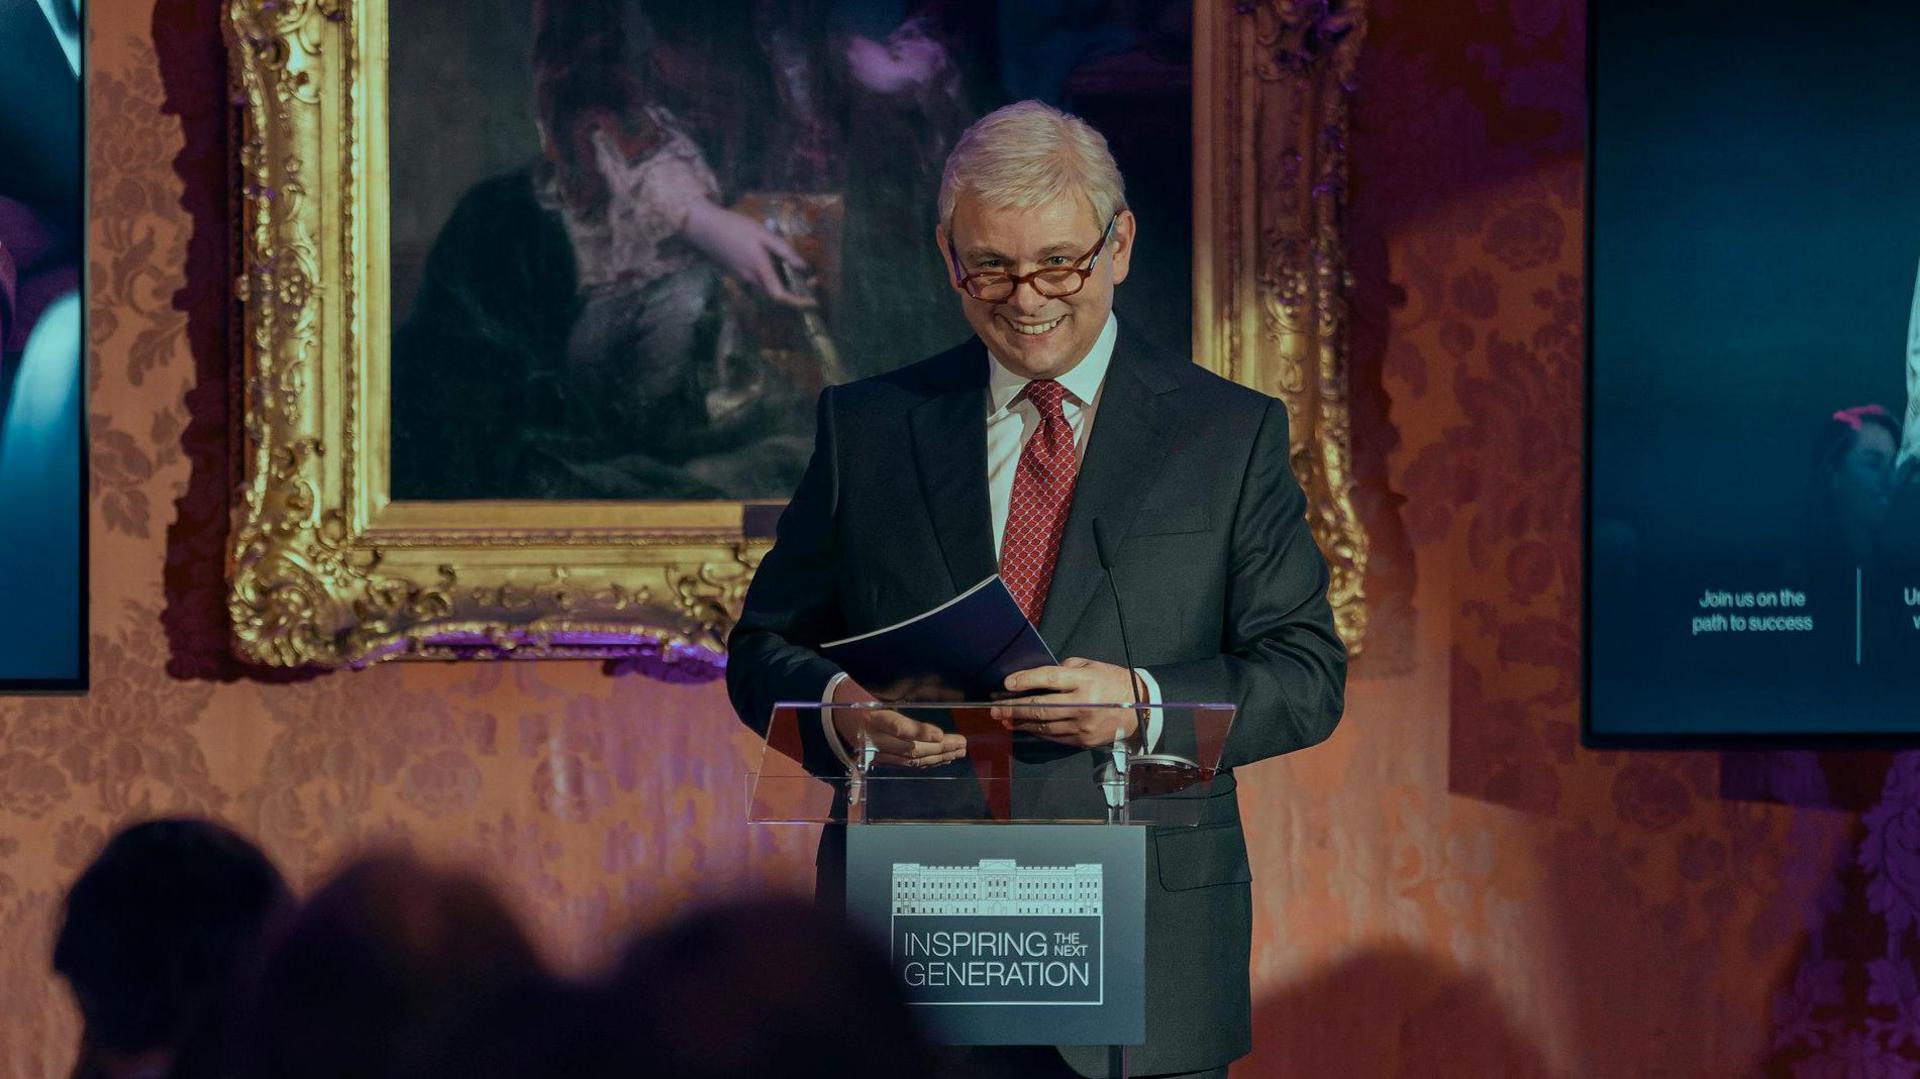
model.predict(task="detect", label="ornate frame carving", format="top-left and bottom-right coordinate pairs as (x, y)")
top-left (224, 0), bottom-right (1367, 667)
top-left (1195, 0), bottom-right (1369, 652)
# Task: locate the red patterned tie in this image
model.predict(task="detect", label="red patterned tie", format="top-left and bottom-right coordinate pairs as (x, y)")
top-left (1000, 379), bottom-right (1078, 624)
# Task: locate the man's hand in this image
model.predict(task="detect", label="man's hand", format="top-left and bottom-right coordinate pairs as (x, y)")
top-left (829, 677), bottom-right (966, 769)
top-left (991, 658), bottom-right (1140, 748)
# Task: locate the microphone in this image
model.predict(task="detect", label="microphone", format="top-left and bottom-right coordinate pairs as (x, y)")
top-left (1092, 518), bottom-right (1145, 747)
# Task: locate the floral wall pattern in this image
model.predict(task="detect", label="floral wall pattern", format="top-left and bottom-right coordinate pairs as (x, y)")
top-left (0, 0), bottom-right (1893, 1075)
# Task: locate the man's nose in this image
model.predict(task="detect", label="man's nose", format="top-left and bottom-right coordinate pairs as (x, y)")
top-left (1004, 278), bottom-right (1049, 314)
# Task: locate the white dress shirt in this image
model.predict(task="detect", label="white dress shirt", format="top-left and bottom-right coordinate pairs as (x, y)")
top-left (984, 312), bottom-right (1116, 556)
top-left (822, 312), bottom-right (1163, 763)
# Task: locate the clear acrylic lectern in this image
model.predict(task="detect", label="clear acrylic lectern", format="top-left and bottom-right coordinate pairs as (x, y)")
top-left (749, 700), bottom-right (1236, 825)
top-left (748, 701), bottom-right (1237, 1078)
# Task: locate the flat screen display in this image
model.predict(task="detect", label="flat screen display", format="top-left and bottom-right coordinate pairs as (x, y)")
top-left (1587, 0), bottom-right (1920, 742)
top-left (0, 0), bottom-right (85, 691)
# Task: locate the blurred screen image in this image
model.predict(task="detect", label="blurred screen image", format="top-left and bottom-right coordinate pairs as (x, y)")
top-left (0, 0), bottom-right (85, 689)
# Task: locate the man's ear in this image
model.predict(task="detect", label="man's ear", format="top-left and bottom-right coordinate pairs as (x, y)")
top-left (934, 223), bottom-right (964, 294)
top-left (1108, 209), bottom-right (1138, 287)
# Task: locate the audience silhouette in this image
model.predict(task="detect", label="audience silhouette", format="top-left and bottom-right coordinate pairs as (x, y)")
top-left (53, 818), bottom-right (292, 1079)
top-left (588, 896), bottom-right (936, 1079)
top-left (54, 823), bottom-right (935, 1079)
top-left (237, 854), bottom-right (549, 1079)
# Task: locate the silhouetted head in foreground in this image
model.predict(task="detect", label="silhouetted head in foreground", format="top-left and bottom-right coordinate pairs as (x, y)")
top-left (588, 896), bottom-right (933, 1079)
top-left (52, 818), bottom-right (291, 1079)
top-left (240, 853), bottom-right (550, 1079)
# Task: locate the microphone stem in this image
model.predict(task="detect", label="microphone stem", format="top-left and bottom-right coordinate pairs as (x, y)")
top-left (1094, 519), bottom-right (1145, 750)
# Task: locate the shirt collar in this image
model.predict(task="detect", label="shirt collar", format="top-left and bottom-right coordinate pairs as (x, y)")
top-left (987, 311), bottom-right (1119, 416)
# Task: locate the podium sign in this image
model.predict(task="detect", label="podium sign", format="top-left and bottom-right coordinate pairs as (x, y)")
top-left (846, 823), bottom-right (1146, 1047)
top-left (750, 701), bottom-right (1236, 1067)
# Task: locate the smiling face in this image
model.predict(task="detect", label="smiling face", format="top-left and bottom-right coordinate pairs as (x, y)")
top-left (936, 189), bottom-right (1134, 380)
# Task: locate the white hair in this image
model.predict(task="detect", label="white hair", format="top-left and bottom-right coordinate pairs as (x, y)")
top-left (937, 100), bottom-right (1127, 231)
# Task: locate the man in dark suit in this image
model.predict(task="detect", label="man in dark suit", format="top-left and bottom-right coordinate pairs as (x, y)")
top-left (727, 100), bottom-right (1346, 1078)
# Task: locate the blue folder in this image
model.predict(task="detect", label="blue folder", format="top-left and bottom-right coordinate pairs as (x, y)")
top-left (819, 575), bottom-right (1057, 700)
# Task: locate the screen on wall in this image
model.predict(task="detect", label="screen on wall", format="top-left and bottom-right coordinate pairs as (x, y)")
top-left (1587, 0), bottom-right (1920, 742)
top-left (0, 0), bottom-right (85, 691)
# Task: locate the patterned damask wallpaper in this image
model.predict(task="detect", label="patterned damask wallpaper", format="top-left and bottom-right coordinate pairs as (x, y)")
top-left (0, 0), bottom-right (1896, 1075)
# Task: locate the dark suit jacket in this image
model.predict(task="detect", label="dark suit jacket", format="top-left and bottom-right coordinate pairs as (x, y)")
top-left (726, 330), bottom-right (1347, 1077)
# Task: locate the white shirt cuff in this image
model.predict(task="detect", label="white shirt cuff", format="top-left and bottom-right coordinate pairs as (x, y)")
top-left (820, 671), bottom-right (858, 771)
top-left (1133, 667), bottom-right (1163, 752)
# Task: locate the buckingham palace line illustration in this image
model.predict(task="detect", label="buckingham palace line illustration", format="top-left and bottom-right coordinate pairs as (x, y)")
top-left (892, 859), bottom-right (1103, 916)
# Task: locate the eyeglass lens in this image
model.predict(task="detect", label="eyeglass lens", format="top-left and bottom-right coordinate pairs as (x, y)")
top-left (968, 271), bottom-right (1085, 302)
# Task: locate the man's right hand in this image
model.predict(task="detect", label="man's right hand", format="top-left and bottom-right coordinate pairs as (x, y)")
top-left (829, 678), bottom-right (966, 769)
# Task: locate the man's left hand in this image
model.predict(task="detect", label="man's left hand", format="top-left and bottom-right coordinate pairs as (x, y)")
top-left (991, 658), bottom-right (1140, 747)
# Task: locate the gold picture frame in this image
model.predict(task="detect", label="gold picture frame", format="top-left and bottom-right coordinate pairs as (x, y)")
top-left (223, 0), bottom-right (1368, 668)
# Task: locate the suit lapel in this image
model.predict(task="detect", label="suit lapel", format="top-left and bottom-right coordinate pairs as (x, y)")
top-left (1036, 334), bottom-right (1178, 649)
top-left (908, 341), bottom-right (997, 597)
